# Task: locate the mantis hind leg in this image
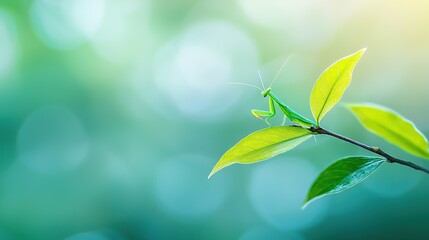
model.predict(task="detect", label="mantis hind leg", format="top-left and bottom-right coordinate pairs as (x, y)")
top-left (251, 98), bottom-right (276, 126)
top-left (282, 115), bottom-right (287, 126)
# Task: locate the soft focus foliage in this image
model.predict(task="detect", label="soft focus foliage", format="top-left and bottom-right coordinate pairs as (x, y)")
top-left (1, 0), bottom-right (429, 239)
top-left (348, 104), bottom-right (429, 158)
top-left (304, 156), bottom-right (385, 208)
top-left (310, 49), bottom-right (365, 124)
top-left (209, 126), bottom-right (312, 178)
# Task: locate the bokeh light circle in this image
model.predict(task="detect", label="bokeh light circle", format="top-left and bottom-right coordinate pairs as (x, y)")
top-left (64, 232), bottom-right (108, 240)
top-left (90, 0), bottom-right (149, 64)
top-left (238, 0), bottom-right (366, 46)
top-left (249, 158), bottom-right (327, 231)
top-left (239, 226), bottom-right (304, 240)
top-left (238, 0), bottom-right (311, 29)
top-left (17, 106), bottom-right (89, 174)
top-left (64, 230), bottom-right (126, 240)
top-left (153, 21), bottom-right (258, 120)
top-left (155, 154), bottom-right (228, 220)
top-left (31, 0), bottom-right (104, 49)
top-left (363, 164), bottom-right (423, 197)
top-left (0, 230), bottom-right (12, 240)
top-left (0, 12), bottom-right (17, 78)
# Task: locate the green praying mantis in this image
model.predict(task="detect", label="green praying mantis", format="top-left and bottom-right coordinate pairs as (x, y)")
top-left (230, 57), bottom-right (316, 127)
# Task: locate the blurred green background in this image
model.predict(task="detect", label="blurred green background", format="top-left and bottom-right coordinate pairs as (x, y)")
top-left (1, 0), bottom-right (429, 239)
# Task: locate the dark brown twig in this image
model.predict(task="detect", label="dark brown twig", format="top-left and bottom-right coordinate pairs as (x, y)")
top-left (309, 126), bottom-right (429, 175)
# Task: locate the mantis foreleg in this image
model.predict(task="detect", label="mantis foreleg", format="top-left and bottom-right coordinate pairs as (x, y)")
top-left (251, 97), bottom-right (276, 126)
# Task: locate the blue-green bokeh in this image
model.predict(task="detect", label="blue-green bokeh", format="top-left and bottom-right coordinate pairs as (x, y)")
top-left (1, 0), bottom-right (429, 239)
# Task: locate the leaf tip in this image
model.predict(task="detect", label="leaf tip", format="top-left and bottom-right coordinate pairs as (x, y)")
top-left (301, 199), bottom-right (310, 210)
top-left (346, 48), bottom-right (366, 63)
top-left (343, 103), bottom-right (356, 109)
top-left (207, 169), bottom-right (216, 179)
top-left (301, 195), bottom-right (320, 210)
top-left (207, 166), bottom-right (219, 179)
top-left (356, 47), bottom-right (367, 56)
top-left (208, 159), bottom-right (233, 179)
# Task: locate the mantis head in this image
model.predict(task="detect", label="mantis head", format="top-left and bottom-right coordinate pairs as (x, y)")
top-left (261, 88), bottom-right (271, 97)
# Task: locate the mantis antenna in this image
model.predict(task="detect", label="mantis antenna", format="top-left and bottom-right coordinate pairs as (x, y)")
top-left (269, 55), bottom-right (292, 88)
top-left (258, 69), bottom-right (265, 91)
top-left (227, 82), bottom-right (263, 91)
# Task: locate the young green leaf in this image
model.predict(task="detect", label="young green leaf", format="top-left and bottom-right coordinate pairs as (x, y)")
top-left (303, 156), bottom-right (385, 208)
top-left (347, 103), bottom-right (429, 159)
top-left (208, 126), bottom-right (313, 179)
top-left (310, 48), bottom-right (366, 125)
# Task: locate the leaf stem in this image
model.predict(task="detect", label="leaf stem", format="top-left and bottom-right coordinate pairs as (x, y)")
top-left (309, 126), bottom-right (429, 175)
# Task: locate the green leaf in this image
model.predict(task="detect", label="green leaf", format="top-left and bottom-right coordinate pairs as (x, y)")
top-left (347, 103), bottom-right (429, 159)
top-left (208, 126), bottom-right (313, 179)
top-left (303, 156), bottom-right (385, 208)
top-left (310, 48), bottom-right (366, 125)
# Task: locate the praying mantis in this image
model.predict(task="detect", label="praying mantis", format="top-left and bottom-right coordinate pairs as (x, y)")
top-left (230, 57), bottom-right (316, 127)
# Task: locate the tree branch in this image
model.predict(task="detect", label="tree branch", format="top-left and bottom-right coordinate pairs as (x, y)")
top-left (308, 126), bottom-right (429, 175)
